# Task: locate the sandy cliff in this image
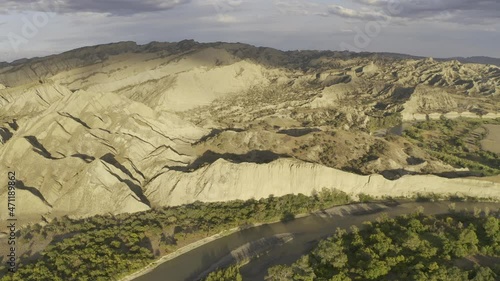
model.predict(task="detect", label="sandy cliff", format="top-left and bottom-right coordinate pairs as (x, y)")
top-left (146, 158), bottom-right (500, 207)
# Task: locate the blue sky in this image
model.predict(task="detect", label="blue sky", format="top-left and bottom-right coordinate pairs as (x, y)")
top-left (0, 0), bottom-right (499, 62)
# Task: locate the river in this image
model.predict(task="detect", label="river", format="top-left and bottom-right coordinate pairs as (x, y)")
top-left (132, 201), bottom-right (500, 281)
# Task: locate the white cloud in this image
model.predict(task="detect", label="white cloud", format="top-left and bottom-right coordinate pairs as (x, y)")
top-left (350, 0), bottom-right (500, 24)
top-left (325, 5), bottom-right (387, 21)
top-left (0, 0), bottom-right (190, 16)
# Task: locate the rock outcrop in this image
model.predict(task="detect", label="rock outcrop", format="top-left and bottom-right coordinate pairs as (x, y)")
top-left (145, 158), bottom-right (500, 207)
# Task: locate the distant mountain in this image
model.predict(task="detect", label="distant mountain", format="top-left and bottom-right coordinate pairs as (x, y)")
top-left (452, 56), bottom-right (500, 66)
top-left (372, 52), bottom-right (500, 67)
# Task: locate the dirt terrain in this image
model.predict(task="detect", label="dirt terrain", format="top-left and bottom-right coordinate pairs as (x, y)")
top-left (481, 124), bottom-right (500, 154)
top-left (0, 41), bottom-right (499, 223)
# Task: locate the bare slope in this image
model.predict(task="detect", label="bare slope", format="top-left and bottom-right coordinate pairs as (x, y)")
top-left (0, 41), bottom-right (499, 224)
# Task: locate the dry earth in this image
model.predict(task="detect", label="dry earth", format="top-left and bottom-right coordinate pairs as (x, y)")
top-left (0, 40), bottom-right (499, 226)
top-left (481, 124), bottom-right (500, 154)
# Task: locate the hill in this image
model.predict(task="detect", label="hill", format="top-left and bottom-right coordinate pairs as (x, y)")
top-left (0, 40), bottom-right (499, 224)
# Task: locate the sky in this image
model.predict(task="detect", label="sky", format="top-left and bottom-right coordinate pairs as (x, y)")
top-left (0, 0), bottom-right (499, 62)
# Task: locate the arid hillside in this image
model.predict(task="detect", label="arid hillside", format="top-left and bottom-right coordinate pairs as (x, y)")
top-left (0, 40), bottom-right (499, 224)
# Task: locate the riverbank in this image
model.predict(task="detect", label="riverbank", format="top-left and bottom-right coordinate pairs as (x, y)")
top-left (120, 200), bottom-right (398, 281)
top-left (118, 207), bottom-right (324, 281)
top-left (119, 197), bottom-right (363, 281)
top-left (128, 201), bottom-right (500, 281)
top-left (118, 227), bottom-right (239, 281)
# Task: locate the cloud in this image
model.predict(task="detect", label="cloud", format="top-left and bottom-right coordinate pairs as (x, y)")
top-left (274, 0), bottom-right (320, 16)
top-left (0, 0), bottom-right (190, 16)
top-left (204, 0), bottom-right (244, 18)
top-left (350, 0), bottom-right (500, 24)
top-left (217, 14), bottom-right (238, 23)
top-left (205, 14), bottom-right (239, 23)
top-left (324, 5), bottom-right (387, 21)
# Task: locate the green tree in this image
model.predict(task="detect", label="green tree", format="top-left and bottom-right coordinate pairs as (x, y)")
top-left (472, 267), bottom-right (497, 281)
top-left (204, 265), bottom-right (242, 281)
top-left (291, 256), bottom-right (315, 281)
top-left (266, 265), bottom-right (294, 281)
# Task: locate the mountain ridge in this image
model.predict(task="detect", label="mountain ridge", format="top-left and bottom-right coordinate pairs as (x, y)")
top-left (2, 40), bottom-right (499, 69)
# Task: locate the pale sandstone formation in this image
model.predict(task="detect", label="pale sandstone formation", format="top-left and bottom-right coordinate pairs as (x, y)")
top-left (145, 159), bottom-right (500, 207)
top-left (3, 156), bottom-right (500, 222)
top-left (0, 82), bottom-right (207, 221)
top-left (483, 113), bottom-right (500, 119)
top-left (0, 81), bottom-right (72, 115)
top-left (401, 85), bottom-right (458, 121)
top-left (404, 111), bottom-right (500, 122)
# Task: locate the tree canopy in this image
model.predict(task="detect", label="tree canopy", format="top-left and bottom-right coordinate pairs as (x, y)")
top-left (266, 209), bottom-right (500, 281)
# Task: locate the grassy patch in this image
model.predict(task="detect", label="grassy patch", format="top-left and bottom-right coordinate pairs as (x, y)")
top-left (403, 118), bottom-right (500, 176)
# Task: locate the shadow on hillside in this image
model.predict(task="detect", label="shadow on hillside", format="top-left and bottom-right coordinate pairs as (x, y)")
top-left (193, 128), bottom-right (245, 145)
top-left (16, 180), bottom-right (53, 208)
top-left (170, 150), bottom-right (289, 172)
top-left (277, 128), bottom-right (321, 137)
top-left (380, 168), bottom-right (488, 180)
top-left (24, 136), bottom-right (60, 160)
